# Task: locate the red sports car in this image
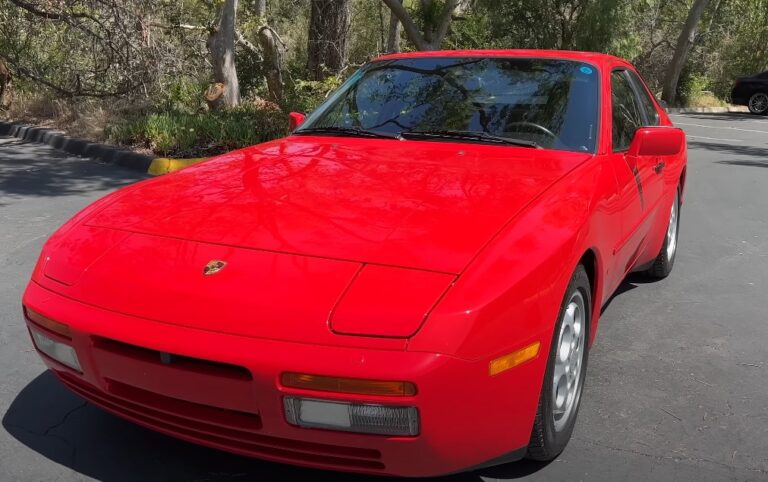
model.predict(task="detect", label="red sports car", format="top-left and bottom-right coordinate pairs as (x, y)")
top-left (22, 50), bottom-right (686, 477)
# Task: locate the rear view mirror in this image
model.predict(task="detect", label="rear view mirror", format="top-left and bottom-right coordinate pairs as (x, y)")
top-left (289, 112), bottom-right (306, 132)
top-left (628, 127), bottom-right (685, 157)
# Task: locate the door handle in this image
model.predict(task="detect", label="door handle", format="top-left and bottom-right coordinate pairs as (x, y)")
top-left (654, 161), bottom-right (666, 174)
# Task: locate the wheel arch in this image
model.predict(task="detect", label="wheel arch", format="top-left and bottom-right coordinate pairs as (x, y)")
top-left (679, 166), bottom-right (687, 204)
top-left (578, 249), bottom-right (597, 299)
top-left (575, 247), bottom-right (603, 347)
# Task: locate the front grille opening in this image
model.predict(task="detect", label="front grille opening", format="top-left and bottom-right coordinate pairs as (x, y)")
top-left (93, 337), bottom-right (252, 381)
top-left (105, 378), bottom-right (262, 430)
top-left (56, 373), bottom-right (385, 471)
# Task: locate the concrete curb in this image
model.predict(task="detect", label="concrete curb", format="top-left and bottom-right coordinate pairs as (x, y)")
top-left (148, 157), bottom-right (208, 175)
top-left (0, 120), bottom-right (155, 173)
top-left (665, 106), bottom-right (749, 114)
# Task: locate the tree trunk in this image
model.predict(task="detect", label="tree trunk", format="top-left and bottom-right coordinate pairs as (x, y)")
top-left (254, 0), bottom-right (266, 18)
top-left (0, 59), bottom-right (11, 108)
top-left (386, 0), bottom-right (402, 52)
top-left (207, 0), bottom-right (240, 109)
top-left (381, 0), bottom-right (459, 51)
top-left (307, 0), bottom-right (350, 80)
top-left (259, 26), bottom-right (285, 102)
top-left (661, 0), bottom-right (710, 105)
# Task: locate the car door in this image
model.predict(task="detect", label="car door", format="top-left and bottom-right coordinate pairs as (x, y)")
top-left (608, 69), bottom-right (664, 275)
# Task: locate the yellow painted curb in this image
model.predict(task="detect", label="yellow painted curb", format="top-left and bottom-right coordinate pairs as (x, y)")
top-left (148, 157), bottom-right (208, 175)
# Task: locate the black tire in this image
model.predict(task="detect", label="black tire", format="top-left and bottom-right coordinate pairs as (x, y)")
top-left (527, 265), bottom-right (591, 461)
top-left (748, 92), bottom-right (768, 115)
top-left (647, 187), bottom-right (680, 279)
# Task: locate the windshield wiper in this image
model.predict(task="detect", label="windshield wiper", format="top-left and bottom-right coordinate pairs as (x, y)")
top-left (294, 126), bottom-right (401, 139)
top-left (400, 129), bottom-right (540, 148)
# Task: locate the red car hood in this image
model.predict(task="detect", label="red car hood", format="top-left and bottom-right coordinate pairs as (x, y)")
top-left (86, 137), bottom-right (591, 274)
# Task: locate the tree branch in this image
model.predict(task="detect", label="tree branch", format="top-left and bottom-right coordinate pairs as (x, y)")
top-left (433, 0), bottom-right (460, 48)
top-left (7, 0), bottom-right (91, 20)
top-left (381, 0), bottom-right (430, 50)
top-left (13, 64), bottom-right (139, 98)
top-left (148, 22), bottom-right (208, 31)
top-left (258, 25), bottom-right (287, 49)
top-left (236, 30), bottom-right (262, 59)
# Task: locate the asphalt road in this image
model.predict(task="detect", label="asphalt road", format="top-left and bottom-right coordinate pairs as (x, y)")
top-left (1, 113), bottom-right (767, 481)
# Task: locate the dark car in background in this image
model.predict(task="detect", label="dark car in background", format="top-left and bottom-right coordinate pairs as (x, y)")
top-left (731, 71), bottom-right (768, 114)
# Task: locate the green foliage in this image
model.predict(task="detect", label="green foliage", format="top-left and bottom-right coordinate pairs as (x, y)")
top-left (155, 77), bottom-right (209, 113)
top-left (107, 106), bottom-right (288, 157)
top-left (678, 71), bottom-right (726, 108)
top-left (446, 11), bottom-right (493, 50)
top-left (8, 0), bottom-right (768, 153)
top-left (679, 71), bottom-right (709, 103)
top-left (236, 46), bottom-right (268, 99)
top-left (282, 75), bottom-right (344, 114)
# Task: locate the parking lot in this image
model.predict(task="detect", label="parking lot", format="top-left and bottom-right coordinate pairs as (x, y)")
top-left (1, 112), bottom-right (767, 481)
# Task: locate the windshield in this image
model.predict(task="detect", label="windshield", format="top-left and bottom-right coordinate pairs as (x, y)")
top-left (297, 57), bottom-right (599, 152)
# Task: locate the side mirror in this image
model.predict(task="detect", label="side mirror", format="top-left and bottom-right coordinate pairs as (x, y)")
top-left (289, 112), bottom-right (306, 132)
top-left (628, 127), bottom-right (685, 157)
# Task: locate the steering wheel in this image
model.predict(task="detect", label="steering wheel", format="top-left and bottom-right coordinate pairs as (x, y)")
top-left (505, 121), bottom-right (557, 139)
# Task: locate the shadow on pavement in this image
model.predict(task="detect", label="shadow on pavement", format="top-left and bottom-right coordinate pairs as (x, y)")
top-left (2, 372), bottom-right (548, 482)
top-left (716, 159), bottom-right (768, 168)
top-left (673, 113), bottom-right (760, 123)
top-left (0, 138), bottom-right (146, 199)
top-left (600, 272), bottom-right (654, 314)
top-left (688, 141), bottom-right (768, 161)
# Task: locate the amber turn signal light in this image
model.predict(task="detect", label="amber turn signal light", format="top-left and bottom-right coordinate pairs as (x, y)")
top-left (489, 341), bottom-right (540, 376)
top-left (24, 307), bottom-right (71, 338)
top-left (281, 373), bottom-right (417, 397)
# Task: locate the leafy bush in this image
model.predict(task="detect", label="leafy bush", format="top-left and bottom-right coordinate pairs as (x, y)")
top-left (282, 74), bottom-right (343, 114)
top-left (679, 72), bottom-right (710, 105)
top-left (107, 106), bottom-right (288, 157)
top-left (155, 77), bottom-right (210, 113)
top-left (678, 71), bottom-right (726, 107)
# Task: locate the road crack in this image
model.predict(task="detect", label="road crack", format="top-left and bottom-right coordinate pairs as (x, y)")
top-left (42, 401), bottom-right (88, 436)
top-left (4, 401), bottom-right (87, 466)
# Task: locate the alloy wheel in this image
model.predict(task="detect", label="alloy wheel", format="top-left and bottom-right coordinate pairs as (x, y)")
top-left (749, 93), bottom-right (768, 113)
top-left (552, 290), bottom-right (586, 432)
top-left (666, 191), bottom-right (679, 261)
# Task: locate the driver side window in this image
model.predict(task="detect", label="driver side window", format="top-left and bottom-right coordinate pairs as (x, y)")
top-left (611, 70), bottom-right (644, 152)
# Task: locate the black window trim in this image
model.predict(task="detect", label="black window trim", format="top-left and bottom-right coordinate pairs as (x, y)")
top-left (611, 67), bottom-right (647, 153)
top-left (624, 69), bottom-right (661, 127)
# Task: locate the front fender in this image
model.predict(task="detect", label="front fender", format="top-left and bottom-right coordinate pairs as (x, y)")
top-left (410, 157), bottom-right (613, 361)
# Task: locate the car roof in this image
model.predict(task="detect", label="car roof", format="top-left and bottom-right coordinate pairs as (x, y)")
top-left (373, 49), bottom-right (628, 69)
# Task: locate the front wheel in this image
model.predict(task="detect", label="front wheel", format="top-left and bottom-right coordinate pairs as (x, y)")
top-left (647, 187), bottom-right (680, 279)
top-left (748, 92), bottom-right (768, 115)
top-left (527, 265), bottom-right (590, 461)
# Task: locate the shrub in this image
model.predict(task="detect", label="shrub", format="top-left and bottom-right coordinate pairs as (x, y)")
top-left (155, 77), bottom-right (210, 113)
top-left (107, 105), bottom-right (288, 157)
top-left (678, 72), bottom-right (726, 108)
top-left (282, 74), bottom-right (343, 114)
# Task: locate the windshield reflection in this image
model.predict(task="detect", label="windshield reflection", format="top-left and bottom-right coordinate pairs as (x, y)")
top-left (297, 57), bottom-right (599, 153)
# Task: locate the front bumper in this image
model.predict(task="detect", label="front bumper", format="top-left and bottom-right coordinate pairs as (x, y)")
top-left (23, 281), bottom-right (537, 477)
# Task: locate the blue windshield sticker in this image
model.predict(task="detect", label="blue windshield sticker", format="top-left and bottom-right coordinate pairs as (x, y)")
top-left (580, 66), bottom-right (593, 75)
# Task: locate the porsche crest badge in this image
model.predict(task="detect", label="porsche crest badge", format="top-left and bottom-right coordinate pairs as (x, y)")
top-left (203, 260), bottom-right (227, 276)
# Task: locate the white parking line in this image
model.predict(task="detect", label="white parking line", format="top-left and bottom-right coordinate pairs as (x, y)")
top-left (686, 135), bottom-right (743, 142)
top-left (674, 121), bottom-right (768, 134)
top-left (671, 114), bottom-right (768, 124)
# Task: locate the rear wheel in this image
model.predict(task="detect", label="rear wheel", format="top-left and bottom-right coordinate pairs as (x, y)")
top-left (748, 92), bottom-right (768, 115)
top-left (527, 265), bottom-right (590, 461)
top-left (647, 187), bottom-right (680, 279)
